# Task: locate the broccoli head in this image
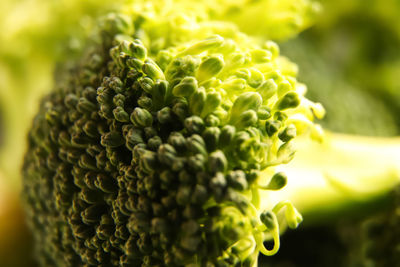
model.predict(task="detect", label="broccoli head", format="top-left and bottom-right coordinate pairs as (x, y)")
top-left (22, 2), bottom-right (322, 266)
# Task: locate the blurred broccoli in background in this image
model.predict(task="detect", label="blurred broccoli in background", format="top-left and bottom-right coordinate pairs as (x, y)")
top-left (0, 0), bottom-right (121, 265)
top-left (0, 173), bottom-right (37, 267)
top-left (280, 0), bottom-right (400, 136)
top-left (280, 38), bottom-right (399, 136)
top-left (0, 0), bottom-right (124, 183)
top-left (0, 108), bottom-right (3, 148)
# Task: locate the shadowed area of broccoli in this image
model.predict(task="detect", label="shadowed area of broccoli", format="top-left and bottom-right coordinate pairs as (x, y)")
top-left (259, 186), bottom-right (400, 267)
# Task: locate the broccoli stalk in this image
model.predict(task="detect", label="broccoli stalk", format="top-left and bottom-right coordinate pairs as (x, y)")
top-left (257, 133), bottom-right (400, 266)
top-left (274, 133), bottom-right (400, 223)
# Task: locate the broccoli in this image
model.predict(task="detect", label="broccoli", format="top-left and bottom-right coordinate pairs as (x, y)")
top-left (19, 0), bottom-right (400, 266)
top-left (255, 2), bottom-right (400, 264)
top-left (257, 132), bottom-right (400, 267)
top-left (21, 1), bottom-right (323, 266)
top-left (258, 186), bottom-right (400, 267)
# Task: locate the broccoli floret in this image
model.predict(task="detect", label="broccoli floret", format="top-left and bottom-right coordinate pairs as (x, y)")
top-left (21, 3), bottom-right (322, 267)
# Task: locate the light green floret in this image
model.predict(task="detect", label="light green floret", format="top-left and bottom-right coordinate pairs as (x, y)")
top-left (119, 23), bottom-right (323, 261)
top-left (22, 3), bottom-right (323, 267)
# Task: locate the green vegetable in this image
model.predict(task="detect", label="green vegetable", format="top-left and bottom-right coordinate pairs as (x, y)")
top-left (18, 1), bottom-right (400, 266)
top-left (260, 133), bottom-right (400, 266)
top-left (21, 1), bottom-right (322, 266)
top-left (0, 0), bottom-right (319, 187)
top-left (262, 2), bottom-right (400, 264)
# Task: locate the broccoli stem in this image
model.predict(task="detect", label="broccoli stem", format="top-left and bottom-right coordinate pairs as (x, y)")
top-left (263, 133), bottom-right (400, 226)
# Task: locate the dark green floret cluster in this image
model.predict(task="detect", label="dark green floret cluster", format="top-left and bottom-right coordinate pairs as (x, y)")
top-left (22, 4), bottom-right (321, 267)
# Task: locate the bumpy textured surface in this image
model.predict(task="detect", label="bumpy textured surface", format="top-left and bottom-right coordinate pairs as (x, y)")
top-left (22, 4), bottom-right (321, 266)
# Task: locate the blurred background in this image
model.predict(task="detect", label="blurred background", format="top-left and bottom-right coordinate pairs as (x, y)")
top-left (0, 0), bottom-right (399, 266)
top-left (0, 1), bottom-right (121, 265)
